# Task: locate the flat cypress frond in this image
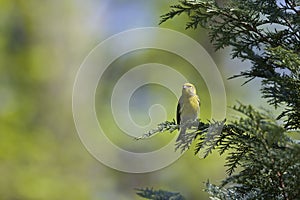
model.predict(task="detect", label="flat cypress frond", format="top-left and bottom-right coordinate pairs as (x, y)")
top-left (136, 188), bottom-right (185, 200)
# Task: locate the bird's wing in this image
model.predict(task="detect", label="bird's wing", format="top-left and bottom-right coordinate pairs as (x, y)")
top-left (197, 95), bottom-right (200, 107)
top-left (196, 95), bottom-right (201, 115)
top-left (176, 96), bottom-right (183, 125)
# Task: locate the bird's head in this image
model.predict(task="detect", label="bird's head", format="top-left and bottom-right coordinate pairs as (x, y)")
top-left (182, 83), bottom-right (197, 96)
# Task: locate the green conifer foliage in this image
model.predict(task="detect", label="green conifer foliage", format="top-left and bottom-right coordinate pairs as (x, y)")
top-left (137, 0), bottom-right (300, 199)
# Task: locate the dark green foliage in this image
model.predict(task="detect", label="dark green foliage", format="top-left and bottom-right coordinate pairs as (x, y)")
top-left (136, 188), bottom-right (185, 200)
top-left (174, 120), bottom-right (209, 153)
top-left (201, 104), bottom-right (300, 199)
top-left (135, 120), bottom-right (179, 140)
top-left (160, 0), bottom-right (300, 130)
top-left (137, 0), bottom-right (300, 199)
top-left (137, 105), bottom-right (300, 199)
top-left (262, 46), bottom-right (300, 129)
top-left (136, 119), bottom-right (209, 153)
top-left (205, 181), bottom-right (262, 200)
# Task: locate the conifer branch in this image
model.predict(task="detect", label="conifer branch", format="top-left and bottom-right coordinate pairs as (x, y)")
top-left (136, 1), bottom-right (300, 199)
top-left (135, 188), bottom-right (185, 200)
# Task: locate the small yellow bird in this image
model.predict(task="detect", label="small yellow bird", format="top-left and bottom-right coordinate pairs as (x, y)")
top-left (176, 83), bottom-right (200, 141)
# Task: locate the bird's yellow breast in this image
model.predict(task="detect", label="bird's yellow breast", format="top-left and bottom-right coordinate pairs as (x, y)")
top-left (180, 95), bottom-right (200, 122)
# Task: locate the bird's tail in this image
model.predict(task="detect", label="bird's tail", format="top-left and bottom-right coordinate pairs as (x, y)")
top-left (176, 127), bottom-right (187, 142)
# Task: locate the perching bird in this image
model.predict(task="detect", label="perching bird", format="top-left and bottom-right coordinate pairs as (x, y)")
top-left (176, 83), bottom-right (200, 141)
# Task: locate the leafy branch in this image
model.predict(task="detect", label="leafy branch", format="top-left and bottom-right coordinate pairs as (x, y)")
top-left (136, 104), bottom-right (300, 199)
top-left (160, 0), bottom-right (300, 130)
top-left (135, 120), bottom-right (179, 140)
top-left (136, 0), bottom-right (300, 199)
top-left (136, 188), bottom-right (185, 200)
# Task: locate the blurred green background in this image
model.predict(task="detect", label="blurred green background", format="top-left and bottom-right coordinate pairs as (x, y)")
top-left (0, 0), bottom-right (267, 199)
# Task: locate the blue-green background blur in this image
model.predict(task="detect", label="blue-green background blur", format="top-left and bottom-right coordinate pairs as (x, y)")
top-left (0, 1), bottom-right (268, 199)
